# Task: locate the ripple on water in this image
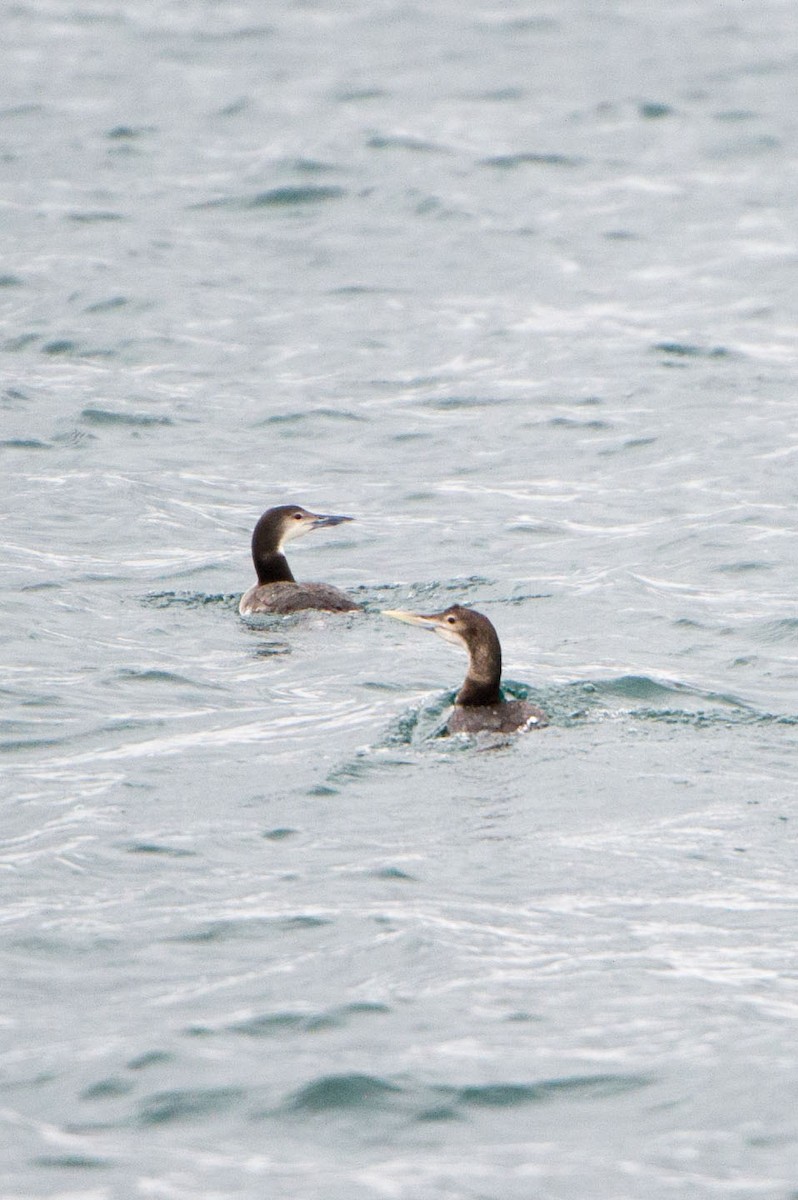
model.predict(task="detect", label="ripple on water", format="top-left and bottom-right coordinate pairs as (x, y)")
top-left (142, 590), bottom-right (239, 609)
top-left (378, 692), bottom-right (453, 747)
top-left (82, 1077), bottom-right (135, 1100)
top-left (639, 102), bottom-right (674, 119)
top-left (189, 186), bottom-right (346, 210)
top-left (107, 124), bottom-right (155, 139)
top-left (168, 914), bottom-right (333, 944)
top-left (80, 407), bottom-right (173, 427)
top-left (372, 865), bottom-right (416, 880)
top-left (285, 1074), bottom-right (402, 1113)
top-left (0, 735), bottom-right (63, 754)
top-left (414, 394), bottom-right (518, 410)
top-left (714, 560), bottom-right (773, 574)
top-left (194, 23), bottom-right (274, 42)
top-left (124, 842), bottom-right (198, 858)
top-left (68, 1062), bottom-right (655, 1138)
top-left (138, 1087), bottom-right (246, 1126)
top-left (127, 1051), bottom-right (174, 1070)
top-left (4, 333), bottom-right (39, 351)
top-left (275, 1070), bottom-right (651, 1119)
top-left (444, 1074), bottom-right (652, 1107)
top-left (653, 341), bottom-right (735, 359)
top-left (249, 185), bottom-right (346, 207)
top-left (262, 826), bottom-right (298, 840)
top-left (480, 151), bottom-right (583, 168)
top-left (565, 677), bottom-right (798, 727)
top-left (112, 668), bottom-right (209, 688)
top-left (253, 408), bottom-right (366, 427)
top-left (367, 133), bottom-right (450, 153)
top-left (755, 617), bottom-right (798, 643)
top-left (84, 295), bottom-right (129, 313)
top-left (225, 1002), bottom-right (390, 1038)
top-left (406, 575), bottom-right (494, 597)
top-left (376, 672), bottom-right (788, 749)
top-left (67, 210), bottom-right (125, 223)
top-left (548, 416), bottom-right (612, 430)
top-left (287, 157), bottom-right (340, 174)
top-left (591, 674), bottom-right (693, 702)
top-left (33, 1155), bottom-right (112, 1169)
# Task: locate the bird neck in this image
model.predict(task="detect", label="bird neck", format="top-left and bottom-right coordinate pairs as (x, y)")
top-left (456, 676), bottom-right (502, 706)
top-left (251, 515), bottom-right (296, 584)
top-left (254, 551), bottom-right (296, 585)
top-left (455, 634), bottom-right (502, 707)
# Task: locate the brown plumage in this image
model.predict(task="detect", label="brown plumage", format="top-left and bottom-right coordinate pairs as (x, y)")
top-left (239, 504), bottom-right (360, 615)
top-left (383, 604), bottom-right (548, 734)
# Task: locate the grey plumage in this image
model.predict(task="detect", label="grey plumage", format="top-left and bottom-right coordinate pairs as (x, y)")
top-left (239, 504), bottom-right (360, 615)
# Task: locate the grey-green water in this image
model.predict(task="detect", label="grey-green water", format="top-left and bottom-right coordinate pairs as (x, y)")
top-left (2, 2), bottom-right (798, 1197)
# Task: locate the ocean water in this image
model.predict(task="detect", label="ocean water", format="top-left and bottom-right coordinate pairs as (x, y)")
top-left (2, 1), bottom-right (798, 1196)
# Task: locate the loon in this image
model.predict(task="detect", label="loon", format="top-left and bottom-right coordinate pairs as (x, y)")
top-left (239, 504), bottom-right (360, 615)
top-left (383, 604), bottom-right (548, 734)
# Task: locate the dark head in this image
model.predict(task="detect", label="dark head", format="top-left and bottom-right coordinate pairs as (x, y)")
top-left (251, 504), bottom-right (353, 584)
top-left (382, 603), bottom-right (502, 706)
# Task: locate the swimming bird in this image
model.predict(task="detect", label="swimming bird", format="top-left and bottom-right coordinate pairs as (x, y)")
top-left (382, 604), bottom-right (548, 734)
top-left (239, 504), bottom-right (360, 615)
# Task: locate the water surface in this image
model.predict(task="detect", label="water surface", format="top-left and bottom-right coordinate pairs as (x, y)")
top-left (2, 2), bottom-right (798, 1197)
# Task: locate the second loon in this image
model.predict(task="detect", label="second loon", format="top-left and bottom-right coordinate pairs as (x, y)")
top-left (239, 504), bottom-right (360, 615)
top-left (383, 604), bottom-right (548, 734)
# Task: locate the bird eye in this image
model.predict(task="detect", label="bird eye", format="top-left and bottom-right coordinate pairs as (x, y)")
top-left (293, 512), bottom-right (303, 520)
top-left (446, 616), bottom-right (456, 624)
